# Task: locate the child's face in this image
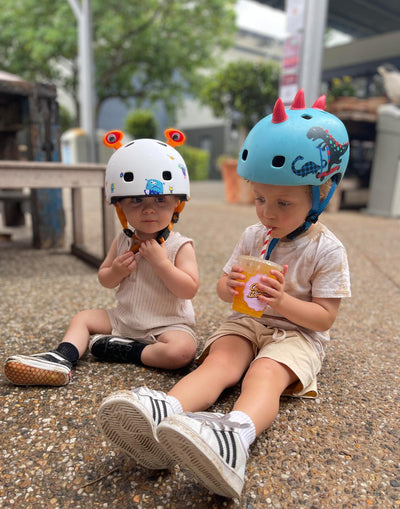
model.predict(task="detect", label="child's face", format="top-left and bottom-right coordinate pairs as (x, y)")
top-left (117, 195), bottom-right (180, 239)
top-left (253, 183), bottom-right (312, 240)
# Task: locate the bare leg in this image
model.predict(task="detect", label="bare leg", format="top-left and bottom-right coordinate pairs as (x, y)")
top-left (141, 330), bottom-right (197, 369)
top-left (168, 335), bottom-right (254, 411)
top-left (233, 357), bottom-right (298, 435)
top-left (61, 309), bottom-right (112, 357)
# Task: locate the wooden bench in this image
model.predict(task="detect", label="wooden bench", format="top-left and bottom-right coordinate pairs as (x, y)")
top-left (0, 160), bottom-right (115, 266)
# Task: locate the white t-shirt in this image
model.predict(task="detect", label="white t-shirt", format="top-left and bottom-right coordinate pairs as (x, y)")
top-left (223, 221), bottom-right (351, 358)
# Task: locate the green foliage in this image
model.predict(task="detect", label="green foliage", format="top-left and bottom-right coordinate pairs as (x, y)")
top-left (59, 105), bottom-right (75, 133)
top-left (0, 0), bottom-right (236, 123)
top-left (124, 109), bottom-right (157, 139)
top-left (200, 60), bottom-right (280, 132)
top-left (177, 145), bottom-right (210, 181)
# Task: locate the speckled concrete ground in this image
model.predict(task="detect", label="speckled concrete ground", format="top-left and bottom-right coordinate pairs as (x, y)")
top-left (1, 182), bottom-right (399, 508)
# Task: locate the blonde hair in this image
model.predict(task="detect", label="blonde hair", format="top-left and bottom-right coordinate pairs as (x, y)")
top-left (319, 180), bottom-right (333, 200)
top-left (307, 180), bottom-right (332, 201)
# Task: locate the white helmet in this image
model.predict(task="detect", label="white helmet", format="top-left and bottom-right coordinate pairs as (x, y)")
top-left (104, 131), bottom-right (190, 204)
top-left (103, 129), bottom-right (190, 248)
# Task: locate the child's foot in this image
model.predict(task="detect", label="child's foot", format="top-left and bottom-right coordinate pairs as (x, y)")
top-left (157, 412), bottom-right (248, 498)
top-left (97, 386), bottom-right (176, 469)
top-left (89, 335), bottom-right (145, 363)
top-left (4, 352), bottom-right (72, 386)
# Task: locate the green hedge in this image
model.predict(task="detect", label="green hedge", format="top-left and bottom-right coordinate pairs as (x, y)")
top-left (124, 109), bottom-right (157, 139)
top-left (177, 145), bottom-right (210, 181)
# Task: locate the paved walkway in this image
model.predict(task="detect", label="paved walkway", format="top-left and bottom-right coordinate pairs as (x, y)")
top-left (1, 182), bottom-right (399, 508)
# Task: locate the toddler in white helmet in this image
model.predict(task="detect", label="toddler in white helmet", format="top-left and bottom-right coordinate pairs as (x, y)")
top-left (4, 129), bottom-right (199, 386)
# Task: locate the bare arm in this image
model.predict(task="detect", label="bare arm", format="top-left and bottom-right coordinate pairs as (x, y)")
top-left (98, 236), bottom-right (137, 289)
top-left (257, 268), bottom-right (341, 331)
top-left (139, 239), bottom-right (199, 299)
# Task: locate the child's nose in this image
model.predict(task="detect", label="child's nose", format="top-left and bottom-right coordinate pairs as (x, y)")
top-left (262, 202), bottom-right (275, 219)
top-left (142, 200), bottom-right (156, 212)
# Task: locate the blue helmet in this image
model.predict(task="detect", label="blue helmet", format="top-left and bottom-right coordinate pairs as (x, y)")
top-left (237, 90), bottom-right (350, 255)
top-left (237, 89), bottom-right (349, 187)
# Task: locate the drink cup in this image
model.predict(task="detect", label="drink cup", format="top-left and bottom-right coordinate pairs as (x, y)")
top-left (232, 255), bottom-right (283, 317)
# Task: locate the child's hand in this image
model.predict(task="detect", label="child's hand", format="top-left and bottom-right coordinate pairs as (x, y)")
top-left (111, 250), bottom-right (137, 278)
top-left (139, 239), bottom-right (168, 268)
top-left (257, 264), bottom-right (288, 309)
top-left (226, 264), bottom-right (246, 297)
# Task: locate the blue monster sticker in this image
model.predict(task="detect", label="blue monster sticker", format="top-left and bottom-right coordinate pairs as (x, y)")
top-left (144, 179), bottom-right (164, 195)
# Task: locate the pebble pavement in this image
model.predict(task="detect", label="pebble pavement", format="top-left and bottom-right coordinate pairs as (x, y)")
top-left (0, 181), bottom-right (399, 508)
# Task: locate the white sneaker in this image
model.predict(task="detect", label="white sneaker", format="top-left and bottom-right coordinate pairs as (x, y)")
top-left (97, 386), bottom-right (176, 469)
top-left (157, 412), bottom-right (248, 498)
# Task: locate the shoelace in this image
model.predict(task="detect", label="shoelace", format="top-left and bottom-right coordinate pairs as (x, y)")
top-left (184, 412), bottom-right (250, 431)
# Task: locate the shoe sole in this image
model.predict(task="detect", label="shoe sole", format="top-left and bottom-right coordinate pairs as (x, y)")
top-left (4, 357), bottom-right (71, 386)
top-left (157, 419), bottom-right (243, 498)
top-left (97, 391), bottom-right (174, 470)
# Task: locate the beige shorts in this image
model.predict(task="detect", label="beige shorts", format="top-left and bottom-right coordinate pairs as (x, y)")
top-left (199, 316), bottom-right (321, 398)
top-left (107, 310), bottom-right (197, 346)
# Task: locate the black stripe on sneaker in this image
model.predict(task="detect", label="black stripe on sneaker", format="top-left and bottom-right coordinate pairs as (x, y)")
top-left (150, 398), bottom-right (169, 425)
top-left (213, 429), bottom-right (237, 469)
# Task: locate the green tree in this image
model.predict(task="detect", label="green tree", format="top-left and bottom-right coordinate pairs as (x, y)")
top-left (0, 0), bottom-right (236, 124)
top-left (200, 60), bottom-right (280, 133)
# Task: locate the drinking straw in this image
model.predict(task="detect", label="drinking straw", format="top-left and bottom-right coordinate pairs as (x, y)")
top-left (260, 228), bottom-right (272, 258)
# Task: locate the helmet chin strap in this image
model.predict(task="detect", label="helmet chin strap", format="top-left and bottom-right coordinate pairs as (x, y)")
top-left (265, 180), bottom-right (338, 260)
top-left (114, 200), bottom-right (185, 253)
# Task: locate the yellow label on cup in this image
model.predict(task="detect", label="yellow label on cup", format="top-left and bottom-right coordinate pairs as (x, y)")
top-left (232, 255), bottom-right (283, 317)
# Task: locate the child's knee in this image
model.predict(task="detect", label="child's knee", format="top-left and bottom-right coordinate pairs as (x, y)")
top-left (165, 339), bottom-right (196, 368)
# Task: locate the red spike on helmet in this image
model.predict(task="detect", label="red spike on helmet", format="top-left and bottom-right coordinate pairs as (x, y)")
top-left (312, 94), bottom-right (326, 110)
top-left (290, 89), bottom-right (306, 110)
top-left (271, 98), bottom-right (288, 124)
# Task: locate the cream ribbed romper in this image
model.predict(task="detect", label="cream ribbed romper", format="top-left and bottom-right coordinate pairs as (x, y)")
top-left (106, 231), bottom-right (196, 344)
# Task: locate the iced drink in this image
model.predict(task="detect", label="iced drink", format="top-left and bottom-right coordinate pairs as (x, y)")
top-left (232, 255), bottom-right (283, 317)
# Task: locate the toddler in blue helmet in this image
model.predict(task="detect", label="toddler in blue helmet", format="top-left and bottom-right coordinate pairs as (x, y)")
top-left (97, 90), bottom-right (351, 498)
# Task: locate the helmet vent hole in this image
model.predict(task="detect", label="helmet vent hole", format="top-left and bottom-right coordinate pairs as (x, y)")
top-left (162, 171), bottom-right (172, 180)
top-left (241, 149), bottom-right (248, 161)
top-left (125, 141), bottom-right (135, 148)
top-left (123, 172), bottom-right (134, 182)
top-left (272, 155), bottom-right (285, 168)
top-left (157, 142), bottom-right (167, 147)
top-left (301, 114), bottom-right (312, 120)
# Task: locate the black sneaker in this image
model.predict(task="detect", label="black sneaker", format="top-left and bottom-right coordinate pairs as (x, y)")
top-left (89, 335), bottom-right (144, 363)
top-left (4, 351), bottom-right (72, 386)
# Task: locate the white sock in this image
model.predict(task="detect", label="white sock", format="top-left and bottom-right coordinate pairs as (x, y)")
top-left (166, 395), bottom-right (183, 414)
top-left (228, 410), bottom-right (256, 451)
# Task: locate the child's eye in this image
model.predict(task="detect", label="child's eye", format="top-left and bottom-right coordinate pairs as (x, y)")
top-left (124, 197), bottom-right (141, 204)
top-left (255, 196), bottom-right (265, 204)
top-left (278, 200), bottom-right (290, 207)
top-left (155, 196), bottom-right (166, 203)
